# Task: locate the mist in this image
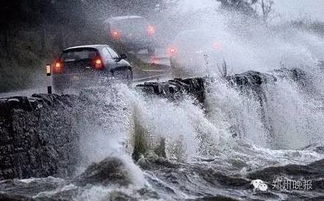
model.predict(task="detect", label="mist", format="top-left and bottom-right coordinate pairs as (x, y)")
top-left (156, 0), bottom-right (324, 76)
top-left (274, 0), bottom-right (324, 21)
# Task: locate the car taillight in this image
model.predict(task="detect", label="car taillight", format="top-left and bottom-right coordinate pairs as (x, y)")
top-left (168, 46), bottom-right (177, 56)
top-left (53, 60), bottom-right (64, 74)
top-left (93, 57), bottom-right (104, 70)
top-left (213, 42), bottom-right (222, 50)
top-left (111, 30), bottom-right (121, 40)
top-left (150, 56), bottom-right (159, 64)
top-left (147, 25), bottom-right (156, 36)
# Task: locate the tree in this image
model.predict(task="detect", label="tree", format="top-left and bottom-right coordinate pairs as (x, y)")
top-left (217, 0), bottom-right (275, 23)
top-left (259, 0), bottom-right (274, 22)
top-left (217, 0), bottom-right (258, 16)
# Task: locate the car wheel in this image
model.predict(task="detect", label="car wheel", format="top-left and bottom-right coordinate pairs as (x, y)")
top-left (113, 68), bottom-right (133, 84)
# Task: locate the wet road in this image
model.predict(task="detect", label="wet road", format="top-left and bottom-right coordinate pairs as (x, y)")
top-left (0, 50), bottom-right (171, 98)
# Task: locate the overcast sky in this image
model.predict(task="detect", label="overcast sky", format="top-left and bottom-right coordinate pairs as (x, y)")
top-left (273, 0), bottom-right (324, 21)
top-left (174, 0), bottom-right (324, 21)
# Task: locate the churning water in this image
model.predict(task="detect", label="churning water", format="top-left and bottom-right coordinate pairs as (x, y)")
top-left (2, 63), bottom-right (324, 200)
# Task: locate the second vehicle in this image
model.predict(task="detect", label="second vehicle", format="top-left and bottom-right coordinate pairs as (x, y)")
top-left (105, 16), bottom-right (157, 56)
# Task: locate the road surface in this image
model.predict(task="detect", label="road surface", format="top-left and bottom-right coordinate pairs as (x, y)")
top-left (0, 48), bottom-right (172, 98)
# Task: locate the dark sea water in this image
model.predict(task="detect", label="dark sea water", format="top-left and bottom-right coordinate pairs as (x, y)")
top-left (1, 154), bottom-right (324, 201)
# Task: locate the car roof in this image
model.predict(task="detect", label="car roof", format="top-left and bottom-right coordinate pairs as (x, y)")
top-left (105, 15), bottom-right (144, 23)
top-left (63, 44), bottom-right (109, 51)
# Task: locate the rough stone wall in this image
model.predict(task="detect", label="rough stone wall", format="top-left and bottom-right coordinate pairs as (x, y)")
top-left (0, 95), bottom-right (79, 180)
top-left (0, 78), bottom-right (206, 180)
top-left (0, 71), bottom-right (307, 180)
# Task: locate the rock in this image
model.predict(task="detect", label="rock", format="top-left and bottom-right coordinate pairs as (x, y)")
top-left (0, 193), bottom-right (33, 201)
top-left (135, 77), bottom-right (205, 104)
top-left (75, 157), bottom-right (132, 186)
top-left (108, 192), bottom-right (137, 201)
top-left (227, 70), bottom-right (277, 88)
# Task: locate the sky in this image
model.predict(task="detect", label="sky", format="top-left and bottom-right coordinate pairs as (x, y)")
top-left (273, 0), bottom-right (324, 21)
top-left (174, 0), bottom-right (218, 14)
top-left (172, 0), bottom-right (324, 22)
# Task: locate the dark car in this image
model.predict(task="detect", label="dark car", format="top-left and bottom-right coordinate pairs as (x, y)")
top-left (52, 44), bottom-right (133, 92)
top-left (104, 16), bottom-right (157, 56)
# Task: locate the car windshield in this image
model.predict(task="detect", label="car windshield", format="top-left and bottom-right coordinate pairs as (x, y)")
top-left (111, 18), bottom-right (149, 33)
top-left (61, 48), bottom-right (99, 62)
